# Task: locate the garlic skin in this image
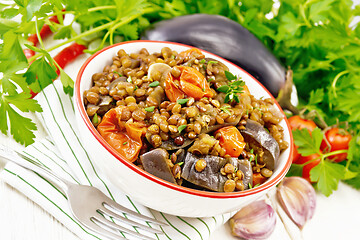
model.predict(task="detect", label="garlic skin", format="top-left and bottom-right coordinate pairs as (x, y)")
top-left (276, 176), bottom-right (316, 229)
top-left (229, 200), bottom-right (276, 239)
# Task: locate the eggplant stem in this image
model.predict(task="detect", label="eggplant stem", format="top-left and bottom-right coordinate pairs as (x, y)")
top-left (276, 69), bottom-right (299, 115)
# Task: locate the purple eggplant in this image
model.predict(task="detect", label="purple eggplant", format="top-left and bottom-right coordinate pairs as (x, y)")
top-left (181, 153), bottom-right (253, 192)
top-left (140, 148), bottom-right (177, 184)
top-left (240, 119), bottom-right (280, 171)
top-left (142, 14), bottom-right (285, 97)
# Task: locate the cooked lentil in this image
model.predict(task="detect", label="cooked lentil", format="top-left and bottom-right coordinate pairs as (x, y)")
top-left (195, 159), bottom-right (207, 172)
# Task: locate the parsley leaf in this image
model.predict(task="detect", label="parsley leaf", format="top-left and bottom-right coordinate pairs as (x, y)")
top-left (0, 31), bottom-right (27, 63)
top-left (1, 8), bottom-right (19, 19)
top-left (216, 72), bottom-right (245, 103)
top-left (308, 0), bottom-right (335, 23)
top-left (24, 56), bottom-right (58, 93)
top-left (308, 89), bottom-right (324, 106)
top-left (149, 81), bottom-right (160, 87)
top-left (0, 19), bottom-right (20, 35)
top-left (0, 58), bottom-right (42, 146)
top-left (344, 134), bottom-right (360, 188)
top-left (144, 106), bottom-right (155, 112)
top-left (17, 0), bottom-right (43, 22)
top-left (344, 164), bottom-right (360, 189)
top-left (178, 124), bottom-right (187, 133)
top-left (0, 60), bottom-right (28, 94)
top-left (53, 25), bottom-right (73, 40)
top-left (114, 0), bottom-right (149, 18)
top-left (177, 98), bottom-right (189, 105)
top-left (286, 164), bottom-right (303, 177)
top-left (311, 160), bottom-right (346, 197)
top-left (4, 92), bottom-right (42, 112)
top-left (292, 128), bottom-right (323, 156)
top-left (224, 70), bottom-right (236, 81)
top-left (0, 100), bottom-right (38, 146)
top-left (59, 69), bottom-right (74, 96)
top-left (117, 23), bottom-right (139, 40)
top-left (336, 87), bottom-right (360, 122)
top-left (220, 105), bottom-right (232, 115)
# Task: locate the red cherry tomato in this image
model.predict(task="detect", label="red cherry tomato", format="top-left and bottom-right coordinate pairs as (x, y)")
top-left (292, 145), bottom-right (300, 163)
top-left (296, 150), bottom-right (322, 182)
top-left (288, 116), bottom-right (322, 182)
top-left (288, 115), bottom-right (317, 163)
top-left (288, 115), bottom-right (317, 132)
top-left (296, 152), bottom-right (322, 183)
top-left (320, 128), bottom-right (351, 162)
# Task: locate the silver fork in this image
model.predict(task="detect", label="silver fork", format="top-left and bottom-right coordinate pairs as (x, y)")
top-left (0, 144), bottom-right (166, 240)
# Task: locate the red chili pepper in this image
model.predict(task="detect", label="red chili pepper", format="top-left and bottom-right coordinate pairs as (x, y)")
top-left (53, 43), bottom-right (87, 75)
top-left (24, 13), bottom-right (64, 59)
top-left (30, 42), bottom-right (87, 98)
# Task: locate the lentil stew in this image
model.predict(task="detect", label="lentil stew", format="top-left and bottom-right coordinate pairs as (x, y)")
top-left (83, 46), bottom-right (288, 192)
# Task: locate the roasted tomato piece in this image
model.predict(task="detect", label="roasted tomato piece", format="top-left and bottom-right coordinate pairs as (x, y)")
top-left (165, 66), bottom-right (213, 102)
top-left (216, 126), bottom-right (246, 158)
top-left (97, 107), bottom-right (146, 162)
top-left (177, 48), bottom-right (205, 60)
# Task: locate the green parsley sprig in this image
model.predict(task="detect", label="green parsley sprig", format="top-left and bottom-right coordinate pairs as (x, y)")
top-left (217, 71), bottom-right (245, 103)
top-left (289, 128), bottom-right (357, 196)
top-left (0, 0), bottom-right (157, 145)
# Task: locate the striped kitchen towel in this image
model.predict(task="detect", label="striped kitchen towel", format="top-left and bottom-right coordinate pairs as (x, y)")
top-left (0, 80), bottom-right (232, 240)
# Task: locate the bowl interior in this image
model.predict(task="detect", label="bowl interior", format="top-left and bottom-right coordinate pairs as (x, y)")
top-left (75, 40), bottom-right (293, 198)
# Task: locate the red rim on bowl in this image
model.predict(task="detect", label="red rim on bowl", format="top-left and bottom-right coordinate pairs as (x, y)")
top-left (76, 40), bottom-right (293, 199)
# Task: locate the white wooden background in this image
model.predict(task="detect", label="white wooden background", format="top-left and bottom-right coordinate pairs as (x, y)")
top-left (1, 1), bottom-right (360, 238)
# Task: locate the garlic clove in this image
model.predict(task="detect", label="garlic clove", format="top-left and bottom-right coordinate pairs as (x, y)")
top-left (276, 176), bottom-right (316, 229)
top-left (229, 200), bottom-right (276, 240)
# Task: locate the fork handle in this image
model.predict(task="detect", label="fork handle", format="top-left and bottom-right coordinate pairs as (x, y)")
top-left (0, 144), bottom-right (73, 192)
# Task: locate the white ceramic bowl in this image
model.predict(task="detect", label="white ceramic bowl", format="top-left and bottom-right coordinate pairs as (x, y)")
top-left (75, 40), bottom-right (293, 217)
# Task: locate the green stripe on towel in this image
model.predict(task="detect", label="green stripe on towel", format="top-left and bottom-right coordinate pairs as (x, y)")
top-left (40, 91), bottom-right (92, 185)
top-left (4, 168), bottom-right (102, 240)
top-left (160, 212), bottom-right (191, 240)
top-left (177, 216), bottom-right (203, 240)
top-left (197, 218), bottom-right (211, 236)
